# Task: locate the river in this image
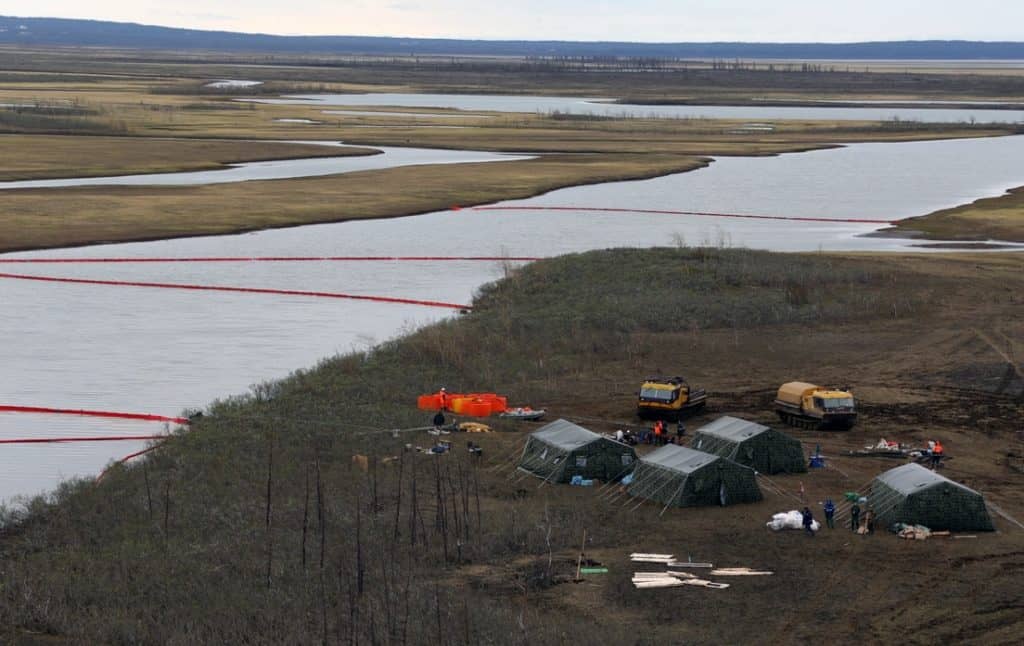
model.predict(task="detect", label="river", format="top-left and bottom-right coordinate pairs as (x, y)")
top-left (0, 144), bottom-right (529, 190)
top-left (252, 92), bottom-right (1024, 124)
top-left (2, 134), bottom-right (1023, 505)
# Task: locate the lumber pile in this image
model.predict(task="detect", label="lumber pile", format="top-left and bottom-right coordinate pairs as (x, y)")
top-left (629, 553), bottom-right (674, 564)
top-left (667, 561), bottom-right (713, 569)
top-left (630, 554), bottom-right (771, 590)
top-left (710, 568), bottom-right (774, 576)
top-left (631, 572), bottom-right (728, 590)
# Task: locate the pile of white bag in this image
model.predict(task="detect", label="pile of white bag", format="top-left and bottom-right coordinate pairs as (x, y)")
top-left (766, 510), bottom-right (820, 532)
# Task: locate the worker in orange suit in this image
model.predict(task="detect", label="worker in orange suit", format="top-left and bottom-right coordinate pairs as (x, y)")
top-left (931, 440), bottom-right (944, 469)
top-left (653, 420), bottom-right (664, 445)
top-left (438, 387), bottom-right (448, 411)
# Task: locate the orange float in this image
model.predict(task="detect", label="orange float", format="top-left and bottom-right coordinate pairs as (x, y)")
top-left (465, 401), bottom-right (493, 417)
top-left (416, 391), bottom-right (510, 416)
top-left (450, 397), bottom-right (473, 414)
top-left (417, 394), bottom-right (442, 411)
top-left (487, 396), bottom-right (507, 413)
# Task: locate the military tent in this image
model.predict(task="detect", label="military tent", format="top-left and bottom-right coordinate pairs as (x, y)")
top-left (627, 445), bottom-right (762, 508)
top-left (870, 463), bottom-right (994, 532)
top-left (691, 416), bottom-right (807, 474)
top-left (517, 419), bottom-right (637, 483)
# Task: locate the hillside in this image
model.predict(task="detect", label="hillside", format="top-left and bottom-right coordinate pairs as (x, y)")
top-left (4, 16), bottom-right (1024, 59)
top-left (2, 247), bottom-right (1022, 644)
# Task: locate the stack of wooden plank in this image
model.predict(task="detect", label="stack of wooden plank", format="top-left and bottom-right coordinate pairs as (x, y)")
top-left (629, 553), bottom-right (675, 564)
top-left (630, 554), bottom-right (772, 589)
top-left (709, 567), bottom-right (774, 576)
top-left (631, 572), bottom-right (729, 590)
top-left (667, 560), bottom-right (713, 570)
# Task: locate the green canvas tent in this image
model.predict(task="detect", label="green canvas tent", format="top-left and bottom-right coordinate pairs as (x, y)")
top-left (871, 463), bottom-right (994, 532)
top-left (627, 445), bottom-right (762, 508)
top-left (518, 419), bottom-right (637, 483)
top-left (691, 416), bottom-right (807, 474)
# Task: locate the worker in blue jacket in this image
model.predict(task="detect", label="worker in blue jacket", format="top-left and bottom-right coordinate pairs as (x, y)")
top-left (823, 498), bottom-right (836, 529)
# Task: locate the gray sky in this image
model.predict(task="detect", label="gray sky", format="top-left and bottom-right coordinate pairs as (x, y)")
top-left (3, 1), bottom-right (1022, 42)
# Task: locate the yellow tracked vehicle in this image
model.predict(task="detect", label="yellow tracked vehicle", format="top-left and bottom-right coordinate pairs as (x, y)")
top-left (637, 376), bottom-right (707, 421)
top-left (774, 382), bottom-right (857, 430)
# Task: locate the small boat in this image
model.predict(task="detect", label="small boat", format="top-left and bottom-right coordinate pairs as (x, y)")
top-left (499, 407), bottom-right (546, 421)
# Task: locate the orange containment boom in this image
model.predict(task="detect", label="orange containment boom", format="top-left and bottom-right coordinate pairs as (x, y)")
top-left (416, 392), bottom-right (507, 417)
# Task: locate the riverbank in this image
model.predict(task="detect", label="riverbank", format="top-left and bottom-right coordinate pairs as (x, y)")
top-left (4, 126), bottom-right (1019, 254)
top-left (883, 185), bottom-right (1024, 242)
top-left (0, 152), bottom-right (708, 253)
top-left (0, 135), bottom-right (375, 181)
top-left (2, 247), bottom-right (1021, 643)
top-left (6, 46), bottom-right (1024, 101)
top-left (2, 54), bottom-right (1021, 251)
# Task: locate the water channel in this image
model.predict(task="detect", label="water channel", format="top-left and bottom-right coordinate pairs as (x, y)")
top-left (0, 144), bottom-right (529, 190)
top-left (253, 92), bottom-right (1024, 123)
top-left (2, 132), bottom-right (1023, 505)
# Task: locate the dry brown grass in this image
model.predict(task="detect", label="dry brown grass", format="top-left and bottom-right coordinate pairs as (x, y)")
top-left (3, 82), bottom-right (1006, 147)
top-left (0, 152), bottom-right (706, 252)
top-left (0, 135), bottom-right (371, 181)
top-left (888, 186), bottom-right (1024, 242)
top-left (0, 57), bottom-right (1018, 251)
top-left (2, 247), bottom-right (1022, 643)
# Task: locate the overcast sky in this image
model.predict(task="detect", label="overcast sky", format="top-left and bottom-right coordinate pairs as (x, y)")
top-left (2, 1), bottom-right (1022, 42)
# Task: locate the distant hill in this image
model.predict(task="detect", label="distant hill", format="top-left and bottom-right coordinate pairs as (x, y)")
top-left (2, 16), bottom-right (1024, 59)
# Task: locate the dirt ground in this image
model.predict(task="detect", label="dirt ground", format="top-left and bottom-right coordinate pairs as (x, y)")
top-left (454, 253), bottom-right (1024, 645)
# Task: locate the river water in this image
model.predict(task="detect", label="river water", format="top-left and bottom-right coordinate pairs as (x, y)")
top-left (253, 93), bottom-right (1024, 124)
top-left (2, 134), bottom-right (1023, 505)
top-left (0, 144), bottom-right (529, 190)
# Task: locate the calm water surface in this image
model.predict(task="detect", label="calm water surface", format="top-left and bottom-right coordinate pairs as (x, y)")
top-left (0, 144), bottom-right (528, 190)
top-left (2, 135), bottom-right (1023, 504)
top-left (252, 92), bottom-right (1024, 124)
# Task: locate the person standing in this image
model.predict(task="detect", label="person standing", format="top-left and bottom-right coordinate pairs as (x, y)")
top-left (676, 419), bottom-right (686, 443)
top-left (653, 420), bottom-right (664, 445)
top-left (850, 501), bottom-right (861, 533)
top-left (802, 507), bottom-right (815, 537)
top-left (823, 498), bottom-right (836, 529)
top-left (931, 440), bottom-right (944, 469)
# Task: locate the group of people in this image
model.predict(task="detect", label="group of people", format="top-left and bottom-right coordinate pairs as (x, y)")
top-left (802, 497), bottom-right (875, 537)
top-left (648, 419), bottom-right (686, 445)
top-left (612, 419), bottom-right (687, 446)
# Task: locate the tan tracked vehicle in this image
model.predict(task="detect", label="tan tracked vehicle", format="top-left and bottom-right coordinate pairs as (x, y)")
top-left (774, 382), bottom-right (856, 430)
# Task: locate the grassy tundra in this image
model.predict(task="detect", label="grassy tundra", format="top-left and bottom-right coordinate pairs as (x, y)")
top-left (1, 46), bottom-right (1023, 645)
top-left (884, 185), bottom-right (1024, 243)
top-left (0, 47), bottom-right (1022, 251)
top-left (1, 247), bottom-right (1022, 644)
top-left (0, 136), bottom-right (372, 181)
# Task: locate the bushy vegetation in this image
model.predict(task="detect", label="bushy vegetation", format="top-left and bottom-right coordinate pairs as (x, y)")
top-left (0, 103), bottom-right (126, 135)
top-left (0, 248), bottom-right (932, 643)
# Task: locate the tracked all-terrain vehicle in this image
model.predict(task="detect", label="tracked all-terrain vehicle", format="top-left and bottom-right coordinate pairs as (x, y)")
top-left (637, 376), bottom-right (707, 421)
top-left (774, 381), bottom-right (856, 430)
